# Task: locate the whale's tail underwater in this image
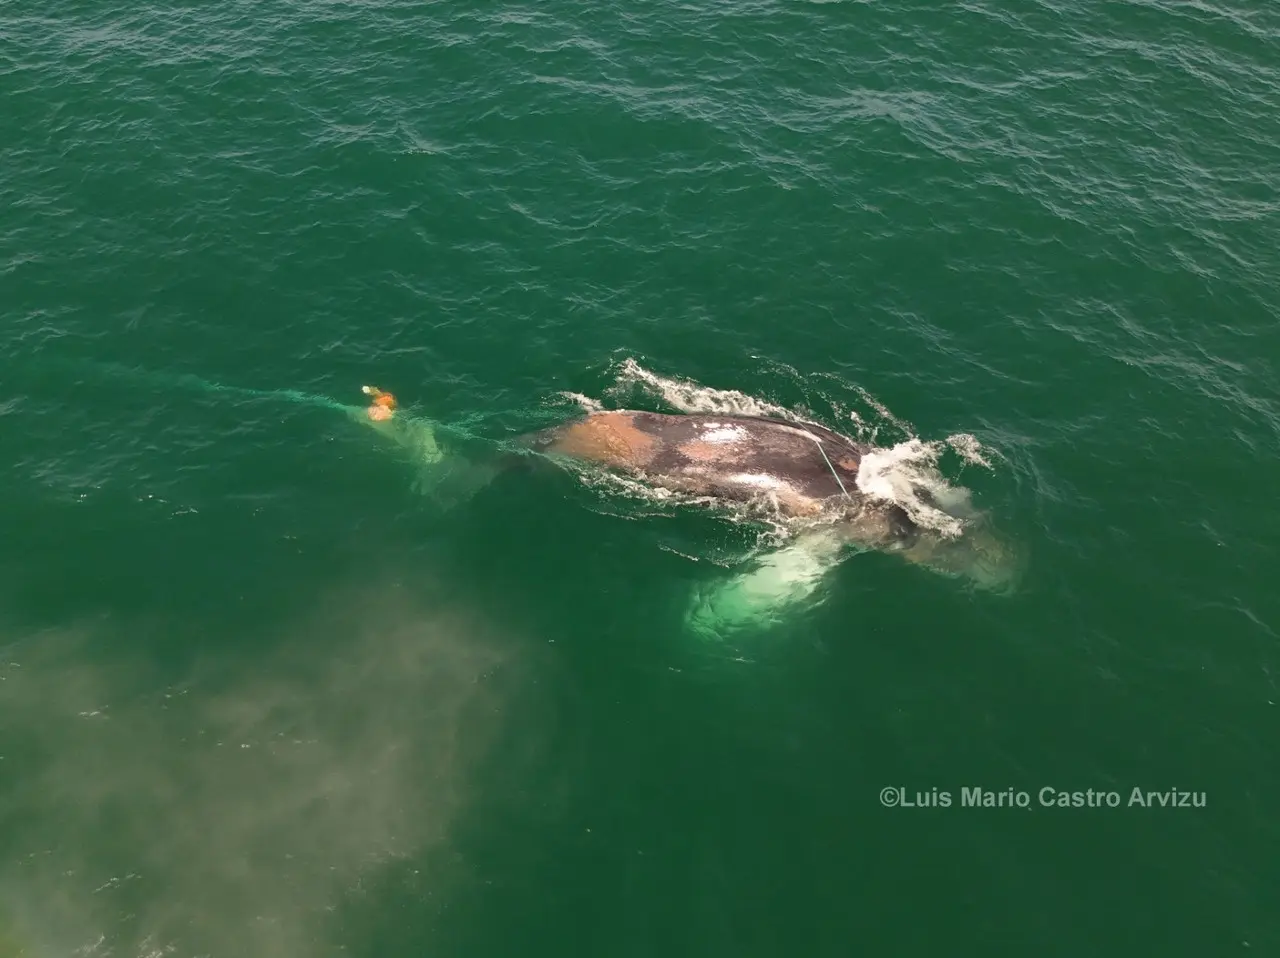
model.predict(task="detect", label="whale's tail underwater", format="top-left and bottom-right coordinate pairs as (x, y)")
top-left (353, 384), bottom-right (1024, 638)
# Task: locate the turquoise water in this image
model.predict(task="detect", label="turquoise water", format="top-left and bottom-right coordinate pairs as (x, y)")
top-left (3, 0), bottom-right (1279, 954)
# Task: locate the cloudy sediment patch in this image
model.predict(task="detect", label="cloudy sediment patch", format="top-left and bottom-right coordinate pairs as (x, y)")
top-left (0, 582), bottom-right (532, 958)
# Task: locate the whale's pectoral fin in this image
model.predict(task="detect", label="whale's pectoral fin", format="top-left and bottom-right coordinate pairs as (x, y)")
top-left (685, 529), bottom-right (848, 639)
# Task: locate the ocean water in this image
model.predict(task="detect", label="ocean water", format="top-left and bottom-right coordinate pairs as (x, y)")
top-left (2, 0), bottom-right (1279, 955)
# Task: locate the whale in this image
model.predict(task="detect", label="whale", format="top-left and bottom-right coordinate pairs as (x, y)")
top-left (524, 410), bottom-right (874, 518)
top-left (358, 397), bottom-right (1021, 633)
top-left (518, 409), bottom-right (1022, 597)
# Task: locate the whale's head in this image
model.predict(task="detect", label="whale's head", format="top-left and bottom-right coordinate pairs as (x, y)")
top-left (833, 499), bottom-right (1023, 594)
top-left (894, 519), bottom-right (1024, 595)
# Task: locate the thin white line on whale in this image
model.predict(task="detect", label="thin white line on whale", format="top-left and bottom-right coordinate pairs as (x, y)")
top-left (695, 416), bottom-right (853, 501)
top-left (793, 422), bottom-right (854, 502)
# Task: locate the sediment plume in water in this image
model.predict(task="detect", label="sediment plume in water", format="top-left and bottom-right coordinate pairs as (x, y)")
top-left (0, 581), bottom-right (533, 958)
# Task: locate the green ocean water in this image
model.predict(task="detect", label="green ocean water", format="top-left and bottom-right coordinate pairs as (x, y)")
top-left (3, 0), bottom-right (1280, 954)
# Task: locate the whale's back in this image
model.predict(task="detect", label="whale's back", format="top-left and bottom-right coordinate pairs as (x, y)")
top-left (527, 410), bottom-right (870, 517)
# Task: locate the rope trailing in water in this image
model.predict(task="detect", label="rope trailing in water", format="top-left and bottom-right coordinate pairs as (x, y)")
top-left (41, 357), bottom-right (353, 413)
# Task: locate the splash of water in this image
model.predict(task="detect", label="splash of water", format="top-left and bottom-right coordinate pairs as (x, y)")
top-left (855, 439), bottom-right (971, 538)
top-left (946, 432), bottom-right (997, 469)
top-left (610, 358), bottom-right (796, 419)
top-left (557, 391), bottom-right (605, 413)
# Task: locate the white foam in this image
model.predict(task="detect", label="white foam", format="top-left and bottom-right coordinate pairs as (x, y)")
top-left (558, 391), bottom-right (604, 413)
top-left (855, 439), bottom-right (968, 538)
top-left (610, 358), bottom-right (794, 419)
top-left (946, 432), bottom-right (995, 468)
top-left (852, 384), bottom-right (915, 436)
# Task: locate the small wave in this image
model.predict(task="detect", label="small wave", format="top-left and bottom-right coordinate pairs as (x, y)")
top-left (557, 390), bottom-right (605, 413)
top-left (609, 358), bottom-right (795, 420)
top-left (946, 432), bottom-right (996, 469)
top-left (850, 384), bottom-right (916, 438)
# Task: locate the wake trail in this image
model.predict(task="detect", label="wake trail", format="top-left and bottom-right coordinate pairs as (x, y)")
top-left (43, 357), bottom-right (353, 414)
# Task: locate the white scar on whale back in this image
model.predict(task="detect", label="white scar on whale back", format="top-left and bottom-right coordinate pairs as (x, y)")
top-left (729, 473), bottom-right (785, 490)
top-left (700, 425), bottom-right (748, 444)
